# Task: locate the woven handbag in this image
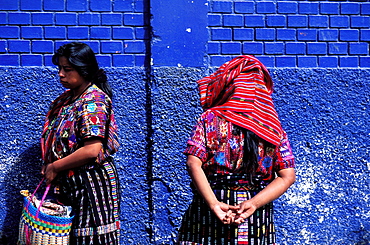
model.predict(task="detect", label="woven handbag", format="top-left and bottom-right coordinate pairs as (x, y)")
top-left (18, 179), bottom-right (74, 245)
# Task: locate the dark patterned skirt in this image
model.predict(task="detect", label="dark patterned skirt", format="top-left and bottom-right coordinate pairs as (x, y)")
top-left (57, 159), bottom-right (120, 245)
top-left (177, 180), bottom-right (276, 245)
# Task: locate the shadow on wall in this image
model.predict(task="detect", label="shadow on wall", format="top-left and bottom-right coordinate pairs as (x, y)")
top-left (0, 143), bottom-right (43, 244)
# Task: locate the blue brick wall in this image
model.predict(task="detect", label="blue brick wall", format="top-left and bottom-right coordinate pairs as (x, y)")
top-left (0, 0), bottom-right (148, 67)
top-left (208, 0), bottom-right (370, 67)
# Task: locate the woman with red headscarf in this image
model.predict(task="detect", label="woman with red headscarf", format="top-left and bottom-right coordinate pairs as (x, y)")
top-left (178, 56), bottom-right (296, 244)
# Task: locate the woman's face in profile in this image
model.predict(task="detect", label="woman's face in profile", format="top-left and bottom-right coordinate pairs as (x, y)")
top-left (57, 56), bottom-right (87, 90)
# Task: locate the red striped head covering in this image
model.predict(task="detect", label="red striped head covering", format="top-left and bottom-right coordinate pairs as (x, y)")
top-left (197, 55), bottom-right (283, 146)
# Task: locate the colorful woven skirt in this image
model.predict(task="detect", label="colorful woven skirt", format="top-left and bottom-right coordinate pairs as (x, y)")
top-left (57, 160), bottom-right (120, 245)
top-left (177, 187), bottom-right (276, 245)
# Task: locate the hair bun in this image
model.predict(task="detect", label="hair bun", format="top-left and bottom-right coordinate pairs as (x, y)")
top-left (93, 69), bottom-right (107, 84)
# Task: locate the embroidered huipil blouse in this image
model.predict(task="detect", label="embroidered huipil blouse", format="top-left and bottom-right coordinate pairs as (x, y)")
top-left (184, 110), bottom-right (295, 186)
top-left (41, 84), bottom-right (119, 165)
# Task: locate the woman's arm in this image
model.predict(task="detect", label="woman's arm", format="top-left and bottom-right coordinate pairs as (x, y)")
top-left (187, 155), bottom-right (239, 224)
top-left (41, 138), bottom-right (103, 184)
top-left (234, 168), bottom-right (296, 224)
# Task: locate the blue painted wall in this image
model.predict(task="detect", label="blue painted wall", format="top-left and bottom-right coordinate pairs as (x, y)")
top-left (0, 0), bottom-right (369, 244)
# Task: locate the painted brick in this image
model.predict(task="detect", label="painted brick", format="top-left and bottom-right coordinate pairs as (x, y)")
top-left (67, 0), bottom-right (87, 11)
top-left (265, 42), bottom-right (284, 54)
top-left (135, 27), bottom-right (150, 40)
top-left (349, 43), bottom-right (368, 55)
top-left (9, 13), bottom-right (31, 25)
top-left (298, 56), bottom-right (317, 67)
top-left (360, 56), bottom-right (370, 67)
top-left (114, 0), bottom-right (133, 12)
top-left (0, 40), bottom-right (6, 53)
top-left (55, 41), bottom-right (70, 51)
top-left (340, 57), bottom-right (358, 67)
top-left (351, 17), bottom-right (370, 28)
top-left (211, 28), bottom-right (232, 41)
top-left (32, 13), bottom-right (54, 25)
top-left (0, 0), bottom-right (17, 10)
top-left (287, 15), bottom-right (307, 28)
top-left (297, 29), bottom-right (317, 41)
top-left (286, 42), bottom-right (305, 55)
top-left (91, 27), bottom-right (111, 39)
top-left (243, 42), bottom-right (263, 55)
top-left (21, 26), bottom-right (44, 39)
top-left (276, 56), bottom-right (295, 67)
top-left (79, 13), bottom-right (100, 26)
top-left (124, 13), bottom-right (145, 26)
top-left (0, 55), bottom-right (19, 66)
top-left (318, 30), bottom-right (338, 41)
top-left (256, 29), bottom-right (275, 41)
top-left (124, 41), bottom-right (145, 54)
top-left (330, 16), bottom-right (349, 28)
top-left (319, 56), bottom-right (338, 67)
top-left (212, 1), bottom-right (232, 13)
top-left (90, 0), bottom-right (111, 11)
top-left (234, 1), bottom-right (254, 14)
top-left (82, 41), bottom-right (100, 53)
top-left (101, 41), bottom-right (123, 54)
top-left (277, 29), bottom-right (295, 41)
top-left (320, 3), bottom-right (339, 15)
top-left (267, 15), bottom-right (285, 27)
top-left (341, 3), bottom-right (360, 15)
top-left (113, 27), bottom-right (134, 40)
top-left (21, 0), bottom-right (42, 11)
top-left (208, 42), bottom-right (220, 54)
top-left (210, 55), bottom-right (233, 67)
top-left (254, 56), bottom-right (274, 67)
top-left (45, 26), bottom-right (66, 39)
top-left (44, 54), bottom-right (54, 66)
top-left (0, 26), bottom-right (19, 38)
top-left (68, 27), bottom-right (89, 39)
top-left (221, 42), bottom-right (241, 54)
top-left (208, 14), bottom-right (222, 27)
top-left (256, 2), bottom-right (276, 14)
top-left (362, 4), bottom-right (370, 15)
top-left (0, 13), bottom-right (6, 24)
top-left (340, 30), bottom-right (359, 42)
top-left (328, 43), bottom-right (348, 55)
top-left (299, 2), bottom-right (319, 14)
top-left (245, 15), bottom-right (264, 27)
top-left (44, 0), bottom-right (64, 11)
top-left (277, 2), bottom-right (297, 14)
top-left (233, 28), bottom-right (253, 41)
top-left (134, 0), bottom-right (144, 13)
top-left (8, 40), bottom-right (30, 53)
top-left (135, 55), bottom-right (145, 67)
top-left (96, 55), bottom-right (112, 67)
top-left (102, 13), bottom-right (123, 26)
top-left (113, 54), bottom-right (135, 67)
top-left (21, 54), bottom-right (43, 66)
top-left (223, 15), bottom-right (243, 27)
top-left (55, 13), bottom-right (77, 25)
top-left (32, 40), bottom-right (53, 53)
top-left (307, 43), bottom-right (327, 55)
top-left (360, 30), bottom-right (370, 41)
top-left (309, 16), bottom-right (329, 28)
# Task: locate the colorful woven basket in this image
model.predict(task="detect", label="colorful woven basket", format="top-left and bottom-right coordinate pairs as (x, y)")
top-left (18, 181), bottom-right (74, 245)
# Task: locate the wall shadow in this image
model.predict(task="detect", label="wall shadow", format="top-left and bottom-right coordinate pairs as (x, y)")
top-left (0, 143), bottom-right (43, 244)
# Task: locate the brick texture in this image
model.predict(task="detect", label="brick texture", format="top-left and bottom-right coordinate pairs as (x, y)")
top-left (0, 0), bottom-right (368, 68)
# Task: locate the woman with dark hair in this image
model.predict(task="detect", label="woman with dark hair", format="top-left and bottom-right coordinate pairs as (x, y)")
top-left (41, 42), bottom-right (120, 244)
top-left (178, 56), bottom-right (296, 244)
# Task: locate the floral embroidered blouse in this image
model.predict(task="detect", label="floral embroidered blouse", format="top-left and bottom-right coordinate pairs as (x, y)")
top-left (184, 110), bottom-right (295, 185)
top-left (41, 84), bottom-right (119, 165)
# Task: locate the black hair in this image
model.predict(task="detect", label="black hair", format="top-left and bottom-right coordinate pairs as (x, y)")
top-left (232, 125), bottom-right (275, 183)
top-left (52, 42), bottom-right (113, 98)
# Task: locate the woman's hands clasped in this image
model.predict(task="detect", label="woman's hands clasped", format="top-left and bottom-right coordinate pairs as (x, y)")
top-left (211, 200), bottom-right (257, 225)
